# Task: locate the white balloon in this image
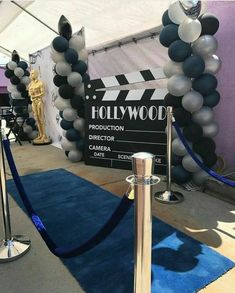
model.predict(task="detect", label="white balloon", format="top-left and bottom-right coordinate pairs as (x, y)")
top-left (7, 84), bottom-right (17, 92)
top-left (182, 91), bottom-right (203, 113)
top-left (192, 107), bottom-right (214, 125)
top-left (55, 61), bottom-right (71, 76)
top-left (28, 104), bottom-right (32, 113)
top-left (202, 122), bottom-right (219, 138)
top-left (182, 154), bottom-right (201, 173)
top-left (28, 130), bottom-right (38, 140)
top-left (68, 149), bottom-right (83, 162)
top-left (61, 138), bottom-right (76, 151)
top-left (7, 61), bottom-right (17, 71)
top-left (204, 55), bottom-right (222, 75)
top-left (168, 1), bottom-right (187, 24)
top-left (11, 91), bottom-right (23, 99)
top-left (54, 96), bottom-right (71, 111)
top-left (192, 35), bottom-right (218, 56)
top-left (67, 72), bottom-right (82, 87)
top-left (172, 138), bottom-right (187, 156)
top-left (178, 18), bottom-right (202, 43)
top-left (167, 74), bottom-right (192, 97)
top-left (163, 60), bottom-right (183, 78)
top-left (23, 125), bottom-right (33, 134)
top-left (21, 76), bottom-right (31, 86)
top-left (63, 108), bottom-right (77, 121)
top-left (50, 49), bottom-right (65, 63)
top-left (16, 117), bottom-right (24, 126)
top-left (78, 49), bottom-right (88, 62)
top-left (14, 67), bottom-right (24, 78)
top-left (75, 84), bottom-right (85, 96)
top-left (73, 117), bottom-right (85, 132)
top-left (69, 35), bottom-right (85, 51)
top-left (192, 170), bottom-right (210, 186)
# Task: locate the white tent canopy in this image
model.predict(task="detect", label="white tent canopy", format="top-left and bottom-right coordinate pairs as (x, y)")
top-left (0, 0), bottom-right (171, 63)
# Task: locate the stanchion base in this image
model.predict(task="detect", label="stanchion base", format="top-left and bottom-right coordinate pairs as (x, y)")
top-left (0, 235), bottom-right (31, 263)
top-left (154, 190), bottom-right (184, 204)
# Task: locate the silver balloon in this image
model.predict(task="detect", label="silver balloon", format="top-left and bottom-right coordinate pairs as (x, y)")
top-left (63, 108), bottom-right (77, 121)
top-left (21, 76), bottom-right (31, 86)
top-left (7, 84), bottom-right (16, 93)
top-left (73, 117), bottom-right (85, 132)
top-left (28, 104), bottom-right (32, 113)
top-left (14, 67), bottom-right (24, 78)
top-left (192, 170), bottom-right (210, 186)
top-left (192, 106), bottom-right (214, 125)
top-left (168, 1), bottom-right (187, 24)
top-left (16, 117), bottom-right (24, 126)
top-left (54, 96), bottom-right (71, 111)
top-left (163, 60), bottom-right (183, 78)
top-left (23, 125), bottom-right (33, 134)
top-left (61, 138), bottom-right (76, 151)
top-left (7, 61), bottom-right (17, 71)
top-left (167, 74), bottom-right (192, 97)
top-left (182, 91), bottom-right (203, 113)
top-left (179, 0), bottom-right (201, 19)
top-left (11, 91), bottom-right (22, 99)
top-left (204, 55), bottom-right (222, 75)
top-left (172, 138), bottom-right (187, 156)
top-left (69, 35), bottom-right (85, 51)
top-left (192, 35), bottom-right (218, 56)
top-left (28, 130), bottom-right (38, 140)
top-left (50, 49), bottom-right (65, 63)
top-left (202, 121), bottom-right (219, 138)
top-left (67, 72), bottom-right (82, 87)
top-left (178, 18), bottom-right (202, 43)
top-left (55, 61), bottom-right (71, 76)
top-left (78, 49), bottom-right (88, 62)
top-left (182, 154), bottom-right (201, 173)
top-left (68, 149), bottom-right (83, 162)
top-left (75, 84), bottom-right (85, 96)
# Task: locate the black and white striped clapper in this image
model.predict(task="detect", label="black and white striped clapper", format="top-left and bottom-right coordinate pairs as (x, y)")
top-left (84, 67), bottom-right (168, 174)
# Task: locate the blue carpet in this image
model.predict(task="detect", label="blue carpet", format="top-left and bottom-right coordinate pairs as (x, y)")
top-left (7, 169), bottom-right (234, 293)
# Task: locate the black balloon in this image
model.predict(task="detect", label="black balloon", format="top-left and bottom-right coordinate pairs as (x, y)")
top-left (203, 153), bottom-right (217, 168)
top-left (203, 91), bottom-right (220, 108)
top-left (172, 165), bottom-right (192, 184)
top-left (64, 48), bottom-right (78, 64)
top-left (183, 123), bottom-right (203, 143)
top-left (18, 61), bottom-right (28, 70)
top-left (70, 95), bottom-right (84, 110)
top-left (66, 128), bottom-right (81, 141)
top-left (183, 55), bottom-right (205, 78)
top-left (52, 36), bottom-right (69, 53)
top-left (172, 154), bottom-right (183, 165)
top-left (168, 40), bottom-right (192, 62)
top-left (192, 74), bottom-right (218, 96)
top-left (76, 139), bottom-right (84, 152)
top-left (58, 84), bottom-right (74, 99)
top-left (53, 75), bottom-right (68, 87)
top-left (173, 108), bottom-right (192, 127)
top-left (24, 70), bottom-right (30, 77)
top-left (26, 117), bottom-right (36, 127)
top-left (164, 93), bottom-right (182, 109)
top-left (72, 61), bottom-right (87, 75)
top-left (60, 119), bottom-right (73, 130)
top-left (82, 73), bottom-right (90, 83)
top-left (21, 91), bottom-right (29, 98)
top-left (11, 99), bottom-right (27, 107)
top-left (199, 13), bottom-right (219, 36)
top-left (58, 15), bottom-right (72, 40)
top-left (17, 83), bottom-right (26, 92)
top-left (159, 24), bottom-right (179, 48)
top-left (5, 69), bottom-right (14, 78)
top-left (11, 50), bottom-right (20, 64)
top-left (77, 106), bottom-right (85, 118)
top-left (193, 137), bottom-right (216, 157)
top-left (162, 10), bottom-right (174, 26)
top-left (10, 75), bottom-right (20, 85)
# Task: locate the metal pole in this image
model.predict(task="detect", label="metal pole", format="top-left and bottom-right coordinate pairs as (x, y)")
top-left (154, 107), bottom-right (184, 204)
top-left (0, 121), bottom-right (31, 262)
top-left (132, 152), bottom-right (155, 293)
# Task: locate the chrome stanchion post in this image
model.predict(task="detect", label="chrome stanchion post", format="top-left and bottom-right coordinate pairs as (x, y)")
top-left (154, 106), bottom-right (184, 204)
top-left (0, 121), bottom-right (31, 262)
top-left (126, 152), bottom-right (160, 293)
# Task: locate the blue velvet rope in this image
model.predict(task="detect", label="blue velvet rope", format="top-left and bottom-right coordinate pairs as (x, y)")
top-left (3, 138), bottom-right (133, 258)
top-left (173, 121), bottom-right (235, 187)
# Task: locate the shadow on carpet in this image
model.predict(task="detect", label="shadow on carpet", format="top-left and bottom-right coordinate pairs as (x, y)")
top-left (7, 169), bottom-right (234, 293)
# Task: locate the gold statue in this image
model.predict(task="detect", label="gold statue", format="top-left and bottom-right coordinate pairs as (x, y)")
top-left (28, 69), bottom-right (51, 145)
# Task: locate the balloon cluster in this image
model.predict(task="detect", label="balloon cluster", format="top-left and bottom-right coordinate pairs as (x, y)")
top-left (160, 1), bottom-right (221, 186)
top-left (51, 15), bottom-right (88, 162)
top-left (5, 51), bottom-right (38, 140)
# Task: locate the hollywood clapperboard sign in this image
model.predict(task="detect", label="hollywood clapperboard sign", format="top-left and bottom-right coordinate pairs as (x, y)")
top-left (84, 68), bottom-right (168, 174)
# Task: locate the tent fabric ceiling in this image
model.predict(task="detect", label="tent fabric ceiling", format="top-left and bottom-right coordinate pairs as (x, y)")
top-left (0, 0), bottom-right (170, 63)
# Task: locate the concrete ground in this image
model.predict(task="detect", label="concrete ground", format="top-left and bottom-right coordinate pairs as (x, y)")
top-left (0, 142), bottom-right (234, 293)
